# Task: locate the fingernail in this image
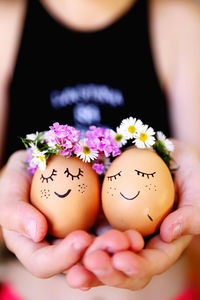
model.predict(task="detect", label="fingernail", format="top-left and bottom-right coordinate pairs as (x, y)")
top-left (172, 223), bottom-right (182, 240)
top-left (26, 220), bottom-right (36, 240)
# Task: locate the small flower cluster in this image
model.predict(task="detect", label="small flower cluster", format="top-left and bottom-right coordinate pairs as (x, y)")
top-left (111, 117), bottom-right (155, 148)
top-left (80, 126), bottom-right (121, 174)
top-left (21, 117), bottom-right (174, 175)
top-left (110, 117), bottom-right (174, 167)
top-left (110, 117), bottom-right (174, 149)
top-left (22, 123), bottom-right (121, 175)
top-left (46, 122), bottom-right (80, 156)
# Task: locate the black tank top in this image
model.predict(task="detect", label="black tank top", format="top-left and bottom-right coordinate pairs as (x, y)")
top-left (6, 0), bottom-right (170, 162)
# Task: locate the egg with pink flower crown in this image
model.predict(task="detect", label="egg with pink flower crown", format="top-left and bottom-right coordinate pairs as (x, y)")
top-left (22, 123), bottom-right (121, 238)
top-left (31, 155), bottom-right (100, 238)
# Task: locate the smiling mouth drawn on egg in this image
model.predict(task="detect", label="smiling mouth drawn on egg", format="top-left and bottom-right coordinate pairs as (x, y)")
top-left (120, 191), bottom-right (140, 201)
top-left (54, 189), bottom-right (72, 198)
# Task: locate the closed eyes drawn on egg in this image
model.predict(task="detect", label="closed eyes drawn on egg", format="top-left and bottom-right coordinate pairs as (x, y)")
top-left (134, 169), bottom-right (156, 179)
top-left (40, 169), bottom-right (57, 183)
top-left (107, 171), bottom-right (122, 181)
top-left (64, 168), bottom-right (84, 180)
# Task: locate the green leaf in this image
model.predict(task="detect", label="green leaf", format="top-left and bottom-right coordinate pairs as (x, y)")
top-left (153, 141), bottom-right (173, 169)
top-left (20, 137), bottom-right (33, 149)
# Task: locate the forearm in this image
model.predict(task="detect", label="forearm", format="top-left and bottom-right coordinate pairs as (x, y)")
top-left (166, 4), bottom-right (200, 150)
top-left (0, 82), bottom-right (9, 168)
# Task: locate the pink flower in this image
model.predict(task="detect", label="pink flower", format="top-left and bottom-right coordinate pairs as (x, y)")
top-left (47, 122), bottom-right (80, 156)
top-left (26, 148), bottom-right (37, 174)
top-left (92, 163), bottom-right (104, 175)
top-left (84, 126), bottom-right (121, 159)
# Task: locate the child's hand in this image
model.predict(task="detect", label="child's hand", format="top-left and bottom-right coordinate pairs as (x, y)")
top-left (66, 139), bottom-right (200, 290)
top-left (0, 150), bottom-right (92, 278)
top-left (66, 229), bottom-right (191, 290)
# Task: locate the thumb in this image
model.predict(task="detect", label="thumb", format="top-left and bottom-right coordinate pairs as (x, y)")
top-left (160, 205), bottom-right (200, 243)
top-left (0, 150), bottom-right (48, 242)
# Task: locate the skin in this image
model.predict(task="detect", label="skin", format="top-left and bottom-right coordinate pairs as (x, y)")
top-left (0, 0), bottom-right (200, 292)
top-left (76, 140), bottom-right (200, 290)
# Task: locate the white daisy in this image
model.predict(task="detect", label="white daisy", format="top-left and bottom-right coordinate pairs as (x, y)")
top-left (30, 143), bottom-right (47, 171)
top-left (76, 139), bottom-right (98, 163)
top-left (47, 140), bottom-right (57, 151)
top-left (110, 127), bottom-right (128, 147)
top-left (157, 131), bottom-right (174, 152)
top-left (119, 117), bottom-right (143, 140)
top-left (26, 132), bottom-right (39, 141)
top-left (134, 125), bottom-right (155, 148)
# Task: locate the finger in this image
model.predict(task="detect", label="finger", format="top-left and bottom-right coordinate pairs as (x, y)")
top-left (66, 263), bottom-right (101, 290)
top-left (124, 230), bottom-right (144, 252)
top-left (66, 229), bottom-right (136, 289)
top-left (85, 229), bottom-right (130, 255)
top-left (142, 234), bottom-right (192, 274)
top-left (112, 251), bottom-right (151, 290)
top-left (3, 229), bottom-right (93, 278)
top-left (113, 234), bottom-right (191, 278)
top-left (160, 206), bottom-right (200, 242)
top-left (0, 200), bottom-right (48, 242)
top-left (0, 150), bottom-right (48, 242)
top-left (1, 150), bottom-right (32, 182)
top-left (112, 234), bottom-right (192, 290)
top-left (161, 140), bottom-right (200, 242)
top-left (84, 249), bottom-right (128, 287)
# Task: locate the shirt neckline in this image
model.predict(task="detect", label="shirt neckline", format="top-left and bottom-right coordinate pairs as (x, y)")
top-left (36, 0), bottom-right (140, 35)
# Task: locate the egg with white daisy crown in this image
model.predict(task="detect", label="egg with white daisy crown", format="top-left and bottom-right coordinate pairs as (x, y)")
top-left (102, 147), bottom-right (175, 236)
top-left (31, 155), bottom-right (100, 238)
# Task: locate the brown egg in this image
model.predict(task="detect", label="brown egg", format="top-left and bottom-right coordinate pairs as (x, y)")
top-left (30, 155), bottom-right (100, 238)
top-left (102, 147), bottom-right (175, 236)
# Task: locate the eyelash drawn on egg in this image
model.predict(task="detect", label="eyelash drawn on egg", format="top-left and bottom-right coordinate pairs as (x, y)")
top-left (40, 169), bottom-right (57, 183)
top-left (107, 171), bottom-right (122, 181)
top-left (64, 168), bottom-right (84, 180)
top-left (135, 169), bottom-right (156, 179)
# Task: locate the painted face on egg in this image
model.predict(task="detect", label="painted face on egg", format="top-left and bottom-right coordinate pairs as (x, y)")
top-left (102, 147), bottom-right (175, 236)
top-left (39, 166), bottom-right (86, 200)
top-left (30, 155), bottom-right (100, 238)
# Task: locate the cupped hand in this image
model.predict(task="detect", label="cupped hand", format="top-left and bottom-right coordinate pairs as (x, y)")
top-left (66, 229), bottom-right (191, 290)
top-left (0, 150), bottom-right (92, 278)
top-left (66, 229), bottom-right (144, 290)
top-left (66, 139), bottom-right (200, 290)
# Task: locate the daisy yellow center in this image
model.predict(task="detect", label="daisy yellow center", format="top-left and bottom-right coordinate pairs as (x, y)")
top-left (83, 146), bottom-right (91, 155)
top-left (115, 134), bottom-right (123, 142)
top-left (39, 156), bottom-right (45, 162)
top-left (139, 133), bottom-right (148, 142)
top-left (128, 125), bottom-right (136, 134)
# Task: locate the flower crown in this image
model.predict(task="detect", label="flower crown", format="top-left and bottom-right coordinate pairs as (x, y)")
top-left (21, 117), bottom-right (174, 175)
